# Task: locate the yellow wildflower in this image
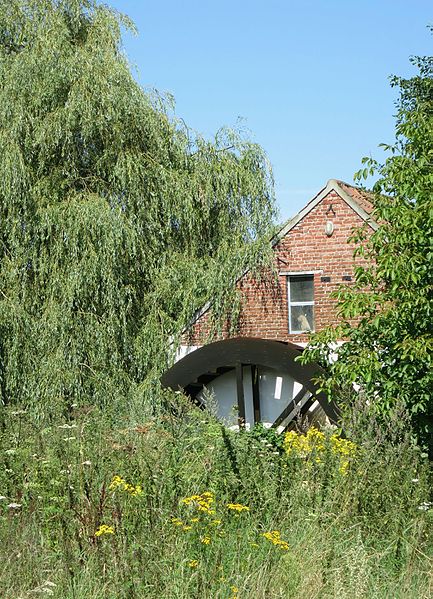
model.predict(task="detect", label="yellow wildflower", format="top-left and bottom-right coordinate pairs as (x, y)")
top-left (95, 524), bottom-right (115, 537)
top-left (284, 428), bottom-right (356, 473)
top-left (339, 460), bottom-right (350, 475)
top-left (197, 505), bottom-right (216, 514)
top-left (262, 530), bottom-right (289, 550)
top-left (109, 475), bottom-right (125, 490)
top-left (227, 503), bottom-right (250, 512)
top-left (330, 433), bottom-right (356, 474)
top-left (183, 525), bottom-right (192, 531)
top-left (109, 475), bottom-right (143, 496)
top-left (330, 434), bottom-right (356, 456)
top-left (132, 485), bottom-right (143, 496)
top-left (187, 559), bottom-right (199, 568)
top-left (284, 427), bottom-right (325, 456)
top-left (201, 535), bottom-right (211, 545)
top-left (181, 491), bottom-right (215, 515)
top-left (171, 518), bottom-right (183, 526)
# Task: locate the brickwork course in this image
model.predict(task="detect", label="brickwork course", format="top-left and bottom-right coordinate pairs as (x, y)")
top-left (183, 179), bottom-right (376, 346)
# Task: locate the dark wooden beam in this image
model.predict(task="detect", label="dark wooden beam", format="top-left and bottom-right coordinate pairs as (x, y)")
top-left (236, 362), bottom-right (246, 428)
top-left (283, 396), bottom-right (316, 432)
top-left (251, 364), bottom-right (261, 424)
top-left (271, 386), bottom-right (310, 429)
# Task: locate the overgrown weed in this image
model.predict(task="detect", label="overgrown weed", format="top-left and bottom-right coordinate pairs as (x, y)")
top-left (0, 392), bottom-right (431, 598)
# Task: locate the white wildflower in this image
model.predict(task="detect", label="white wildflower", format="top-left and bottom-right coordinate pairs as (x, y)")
top-left (58, 424), bottom-right (77, 429)
top-left (31, 580), bottom-right (57, 595)
top-left (8, 502), bottom-right (22, 509)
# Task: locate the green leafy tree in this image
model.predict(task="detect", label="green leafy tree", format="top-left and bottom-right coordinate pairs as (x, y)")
top-left (0, 0), bottom-right (276, 411)
top-left (301, 44), bottom-right (433, 453)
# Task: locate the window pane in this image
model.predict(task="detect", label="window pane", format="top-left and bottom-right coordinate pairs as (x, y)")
top-left (290, 305), bottom-right (314, 332)
top-left (290, 276), bottom-right (314, 302)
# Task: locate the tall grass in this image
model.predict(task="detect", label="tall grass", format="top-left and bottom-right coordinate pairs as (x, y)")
top-left (0, 392), bottom-right (432, 598)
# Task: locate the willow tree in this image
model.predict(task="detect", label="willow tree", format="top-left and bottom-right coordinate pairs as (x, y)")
top-left (0, 0), bottom-right (276, 411)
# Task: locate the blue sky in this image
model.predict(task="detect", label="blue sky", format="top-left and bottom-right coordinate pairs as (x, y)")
top-left (110, 0), bottom-right (432, 220)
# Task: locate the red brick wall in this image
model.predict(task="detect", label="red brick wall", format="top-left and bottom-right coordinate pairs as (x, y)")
top-left (184, 190), bottom-right (371, 345)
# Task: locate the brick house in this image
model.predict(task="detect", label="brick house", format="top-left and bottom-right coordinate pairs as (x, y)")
top-left (163, 179), bottom-right (376, 430)
top-left (183, 178), bottom-right (376, 348)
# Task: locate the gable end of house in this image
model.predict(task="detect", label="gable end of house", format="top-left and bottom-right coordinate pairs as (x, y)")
top-left (181, 179), bottom-right (377, 344)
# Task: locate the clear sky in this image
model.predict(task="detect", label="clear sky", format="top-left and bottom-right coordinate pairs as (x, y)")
top-left (110, 0), bottom-right (432, 220)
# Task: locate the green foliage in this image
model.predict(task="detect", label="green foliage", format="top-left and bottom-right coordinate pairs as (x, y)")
top-left (0, 396), bottom-right (432, 598)
top-left (0, 0), bottom-right (276, 410)
top-left (300, 42), bottom-right (433, 453)
top-left (250, 422), bottom-right (285, 451)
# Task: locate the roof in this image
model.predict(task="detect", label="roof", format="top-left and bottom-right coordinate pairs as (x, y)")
top-left (336, 180), bottom-right (375, 215)
top-left (273, 179), bottom-right (377, 245)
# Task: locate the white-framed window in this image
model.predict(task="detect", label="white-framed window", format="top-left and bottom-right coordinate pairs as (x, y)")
top-left (287, 274), bottom-right (315, 333)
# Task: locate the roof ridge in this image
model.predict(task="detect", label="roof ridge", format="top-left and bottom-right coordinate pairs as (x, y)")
top-left (330, 179), bottom-right (375, 213)
top-left (274, 179), bottom-right (377, 246)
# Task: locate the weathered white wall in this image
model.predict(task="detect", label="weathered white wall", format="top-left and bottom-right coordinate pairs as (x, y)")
top-left (197, 366), bottom-right (299, 429)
